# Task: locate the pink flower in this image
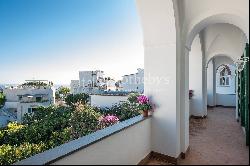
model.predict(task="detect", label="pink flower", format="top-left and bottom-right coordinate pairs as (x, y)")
top-left (99, 115), bottom-right (119, 124)
top-left (137, 95), bottom-right (149, 104)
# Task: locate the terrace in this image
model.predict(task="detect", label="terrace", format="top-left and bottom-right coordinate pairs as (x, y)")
top-left (0, 0), bottom-right (249, 165)
top-left (18, 94), bottom-right (50, 103)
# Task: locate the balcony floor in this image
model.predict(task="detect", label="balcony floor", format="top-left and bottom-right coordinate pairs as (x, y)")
top-left (146, 107), bottom-right (249, 165)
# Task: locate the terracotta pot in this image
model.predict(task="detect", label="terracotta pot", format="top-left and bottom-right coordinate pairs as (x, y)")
top-left (142, 110), bottom-right (149, 117)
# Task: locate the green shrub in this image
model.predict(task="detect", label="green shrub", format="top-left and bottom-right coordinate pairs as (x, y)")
top-left (0, 122), bottom-right (26, 146)
top-left (0, 92), bottom-right (6, 108)
top-left (48, 128), bottom-right (71, 148)
top-left (0, 106), bottom-right (72, 146)
top-left (98, 101), bottom-right (140, 121)
top-left (55, 86), bottom-right (70, 100)
top-left (65, 93), bottom-right (90, 106)
top-left (69, 102), bottom-right (101, 139)
top-left (127, 93), bottom-right (140, 103)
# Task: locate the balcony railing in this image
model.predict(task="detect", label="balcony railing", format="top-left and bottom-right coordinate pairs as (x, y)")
top-left (15, 115), bottom-right (151, 165)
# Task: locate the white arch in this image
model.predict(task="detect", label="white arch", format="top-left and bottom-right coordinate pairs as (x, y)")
top-left (206, 54), bottom-right (235, 68)
top-left (185, 13), bottom-right (249, 50)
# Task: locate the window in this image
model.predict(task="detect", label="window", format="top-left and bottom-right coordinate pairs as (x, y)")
top-left (28, 108), bottom-right (32, 114)
top-left (36, 96), bottom-right (42, 102)
top-left (28, 107), bottom-right (38, 114)
top-left (218, 65), bottom-right (231, 86)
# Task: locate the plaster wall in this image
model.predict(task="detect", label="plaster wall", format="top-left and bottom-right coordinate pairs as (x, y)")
top-left (189, 35), bottom-right (204, 116)
top-left (136, 0), bottom-right (181, 157)
top-left (90, 95), bottom-right (128, 108)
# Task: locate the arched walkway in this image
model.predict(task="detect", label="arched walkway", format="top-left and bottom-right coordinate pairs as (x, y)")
top-left (137, 0), bottom-right (249, 160)
top-left (179, 107), bottom-right (249, 165)
top-left (146, 107), bottom-right (249, 165)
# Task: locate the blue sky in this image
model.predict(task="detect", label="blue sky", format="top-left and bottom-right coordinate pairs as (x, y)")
top-left (0, 0), bottom-right (144, 85)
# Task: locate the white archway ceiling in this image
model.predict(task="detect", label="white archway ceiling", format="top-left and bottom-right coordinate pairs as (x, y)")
top-left (202, 23), bottom-right (248, 64)
top-left (177, 0), bottom-right (249, 49)
top-left (213, 56), bottom-right (235, 70)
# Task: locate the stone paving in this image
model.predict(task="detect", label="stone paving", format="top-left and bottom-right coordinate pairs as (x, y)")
top-left (147, 107), bottom-right (249, 165)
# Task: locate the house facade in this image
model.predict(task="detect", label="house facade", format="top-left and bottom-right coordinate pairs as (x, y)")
top-left (120, 68), bottom-right (144, 93)
top-left (71, 70), bottom-right (120, 94)
top-left (3, 82), bottom-right (55, 122)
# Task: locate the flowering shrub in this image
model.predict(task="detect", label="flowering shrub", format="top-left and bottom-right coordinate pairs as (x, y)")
top-left (97, 101), bottom-right (141, 121)
top-left (69, 102), bottom-right (101, 139)
top-left (137, 95), bottom-right (152, 111)
top-left (0, 94), bottom-right (145, 164)
top-left (137, 95), bottom-right (149, 104)
top-left (127, 93), bottom-right (140, 103)
top-left (0, 142), bottom-right (47, 165)
top-left (98, 115), bottom-right (119, 129)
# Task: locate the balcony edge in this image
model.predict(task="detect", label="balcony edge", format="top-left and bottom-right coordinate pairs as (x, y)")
top-left (14, 115), bottom-right (150, 165)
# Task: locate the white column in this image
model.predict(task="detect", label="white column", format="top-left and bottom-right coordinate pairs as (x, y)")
top-left (180, 47), bottom-right (189, 154)
top-left (235, 72), bottom-right (239, 120)
top-left (207, 59), bottom-right (217, 107)
top-left (137, 0), bottom-right (181, 158)
top-left (203, 64), bottom-right (208, 116)
top-left (212, 59), bottom-right (217, 106)
top-left (189, 35), bottom-right (205, 116)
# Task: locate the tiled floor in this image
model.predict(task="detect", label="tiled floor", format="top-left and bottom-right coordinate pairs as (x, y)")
top-left (146, 107), bottom-right (249, 165)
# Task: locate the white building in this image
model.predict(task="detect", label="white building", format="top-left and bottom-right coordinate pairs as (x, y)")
top-left (79, 70), bottom-right (104, 88)
top-left (120, 68), bottom-right (144, 93)
top-left (70, 80), bottom-right (80, 94)
top-left (71, 70), bottom-right (117, 94)
top-left (3, 81), bottom-right (55, 122)
top-left (106, 79), bottom-right (116, 91)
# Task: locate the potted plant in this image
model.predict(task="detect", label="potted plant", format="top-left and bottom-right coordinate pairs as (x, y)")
top-left (137, 95), bottom-right (152, 117)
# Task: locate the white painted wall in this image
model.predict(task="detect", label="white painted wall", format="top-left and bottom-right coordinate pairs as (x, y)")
top-left (79, 70), bottom-right (104, 87)
top-left (4, 102), bottom-right (18, 109)
top-left (70, 80), bottom-right (79, 94)
top-left (3, 87), bottom-right (55, 103)
top-left (90, 95), bottom-right (128, 108)
top-left (216, 94), bottom-right (236, 107)
top-left (121, 68), bottom-right (144, 93)
top-left (17, 101), bottom-right (51, 122)
top-left (189, 35), bottom-right (204, 116)
top-left (137, 0), bottom-right (181, 157)
top-left (51, 118), bottom-right (151, 165)
top-left (106, 79), bottom-right (116, 91)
